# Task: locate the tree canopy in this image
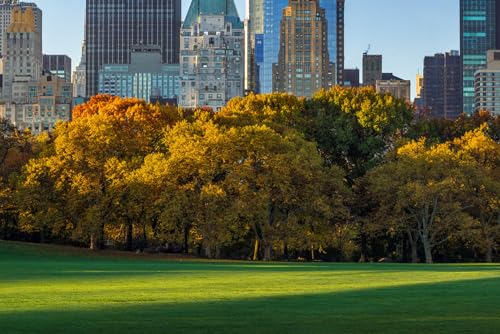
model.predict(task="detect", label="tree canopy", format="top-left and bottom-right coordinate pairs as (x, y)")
top-left (2, 88), bottom-right (499, 262)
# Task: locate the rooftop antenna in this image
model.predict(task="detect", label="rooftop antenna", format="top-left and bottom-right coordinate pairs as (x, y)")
top-left (364, 44), bottom-right (371, 55)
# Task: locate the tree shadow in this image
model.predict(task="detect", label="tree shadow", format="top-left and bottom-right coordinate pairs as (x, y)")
top-left (1, 276), bottom-right (500, 334)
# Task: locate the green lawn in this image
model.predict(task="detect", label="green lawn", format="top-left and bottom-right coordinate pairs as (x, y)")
top-left (0, 241), bottom-right (499, 333)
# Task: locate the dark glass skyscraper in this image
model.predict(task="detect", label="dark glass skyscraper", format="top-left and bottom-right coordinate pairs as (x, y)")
top-left (423, 51), bottom-right (463, 119)
top-left (336, 0), bottom-right (345, 85)
top-left (85, 0), bottom-right (181, 97)
top-left (460, 0), bottom-right (500, 114)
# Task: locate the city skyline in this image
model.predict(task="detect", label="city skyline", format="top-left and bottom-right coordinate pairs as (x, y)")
top-left (34, 0), bottom-right (459, 99)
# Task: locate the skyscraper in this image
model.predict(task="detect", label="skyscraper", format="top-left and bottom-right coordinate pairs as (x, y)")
top-left (344, 68), bottom-right (360, 87)
top-left (336, 0), bottom-right (345, 85)
top-left (43, 55), bottom-right (72, 83)
top-left (179, 0), bottom-right (245, 111)
top-left (72, 41), bottom-right (86, 98)
top-left (0, 0), bottom-right (41, 57)
top-left (460, 0), bottom-right (500, 114)
top-left (85, 0), bottom-right (181, 98)
top-left (474, 50), bottom-right (500, 115)
top-left (1, 6), bottom-right (42, 101)
top-left (416, 73), bottom-right (424, 99)
top-left (248, 0), bottom-right (344, 93)
top-left (273, 0), bottom-right (331, 97)
top-left (362, 53), bottom-right (382, 86)
top-left (99, 45), bottom-right (179, 103)
top-left (423, 51), bottom-right (463, 119)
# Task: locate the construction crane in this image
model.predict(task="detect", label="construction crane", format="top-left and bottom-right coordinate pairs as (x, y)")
top-left (364, 44), bottom-right (371, 55)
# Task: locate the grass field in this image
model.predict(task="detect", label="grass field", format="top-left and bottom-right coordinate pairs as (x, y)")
top-left (0, 241), bottom-right (499, 334)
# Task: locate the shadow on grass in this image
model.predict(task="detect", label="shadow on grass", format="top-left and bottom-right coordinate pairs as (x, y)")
top-left (1, 276), bottom-right (500, 334)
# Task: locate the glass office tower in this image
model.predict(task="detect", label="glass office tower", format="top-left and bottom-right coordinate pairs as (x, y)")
top-left (460, 0), bottom-right (500, 114)
top-left (259, 0), bottom-right (287, 93)
top-left (85, 0), bottom-right (181, 98)
top-left (251, 0), bottom-right (343, 93)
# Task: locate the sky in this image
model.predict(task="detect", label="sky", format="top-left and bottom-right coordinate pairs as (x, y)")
top-left (34, 0), bottom-right (459, 99)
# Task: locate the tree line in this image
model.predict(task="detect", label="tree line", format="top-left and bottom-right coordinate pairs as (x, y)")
top-left (0, 88), bottom-right (499, 263)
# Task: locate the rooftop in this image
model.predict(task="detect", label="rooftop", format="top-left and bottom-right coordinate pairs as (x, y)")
top-left (183, 0), bottom-right (243, 29)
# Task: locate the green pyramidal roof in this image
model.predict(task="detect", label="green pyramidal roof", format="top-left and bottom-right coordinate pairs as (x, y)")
top-left (183, 0), bottom-right (243, 29)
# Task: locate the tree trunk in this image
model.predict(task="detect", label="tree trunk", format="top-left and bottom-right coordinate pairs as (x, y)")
top-left (310, 245), bottom-right (315, 261)
top-left (283, 242), bottom-right (289, 261)
top-left (126, 223), bottom-right (133, 251)
top-left (423, 247), bottom-right (433, 264)
top-left (99, 222), bottom-right (105, 249)
top-left (486, 242), bottom-right (493, 263)
top-left (421, 234), bottom-right (433, 264)
top-left (410, 242), bottom-right (419, 263)
top-left (142, 225), bottom-right (148, 250)
top-left (252, 239), bottom-right (260, 261)
top-left (359, 227), bottom-right (368, 263)
top-left (151, 218), bottom-right (159, 239)
top-left (264, 244), bottom-right (272, 261)
top-left (205, 244), bottom-right (212, 259)
top-left (183, 225), bottom-right (189, 254)
top-left (407, 231), bottom-right (419, 263)
top-left (90, 232), bottom-right (97, 251)
top-left (39, 228), bottom-right (45, 244)
top-left (264, 201), bottom-right (275, 262)
top-left (215, 244), bottom-right (221, 259)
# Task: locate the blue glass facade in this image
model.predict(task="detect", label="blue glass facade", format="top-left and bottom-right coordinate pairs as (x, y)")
top-left (256, 0), bottom-right (339, 93)
top-left (321, 0), bottom-right (338, 69)
top-left (254, 33), bottom-right (264, 91)
top-left (460, 0), bottom-right (500, 114)
top-left (98, 64), bottom-right (180, 103)
top-left (255, 34), bottom-right (264, 63)
top-left (258, 0), bottom-right (288, 93)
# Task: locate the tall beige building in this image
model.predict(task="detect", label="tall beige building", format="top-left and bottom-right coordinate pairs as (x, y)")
top-left (0, 1), bottom-right (41, 58)
top-left (272, 0), bottom-right (332, 97)
top-left (179, 0), bottom-right (245, 111)
top-left (1, 6), bottom-right (42, 101)
top-left (376, 79), bottom-right (411, 102)
top-left (416, 73), bottom-right (424, 99)
top-left (1, 74), bottom-right (72, 133)
top-left (0, 6), bottom-right (72, 133)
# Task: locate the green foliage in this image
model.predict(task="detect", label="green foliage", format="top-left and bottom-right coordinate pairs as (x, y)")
top-left (306, 86), bottom-right (414, 180)
top-left (408, 110), bottom-right (500, 144)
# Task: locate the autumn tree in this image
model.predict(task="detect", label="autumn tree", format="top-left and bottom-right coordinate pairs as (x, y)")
top-left (0, 119), bottom-right (37, 239)
top-left (452, 127), bottom-right (500, 262)
top-left (221, 125), bottom-right (350, 260)
top-left (19, 96), bottom-right (181, 249)
top-left (217, 93), bottom-right (305, 133)
top-left (219, 88), bottom-right (414, 179)
top-left (363, 137), bottom-right (480, 263)
top-left (156, 117), bottom-right (240, 257)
